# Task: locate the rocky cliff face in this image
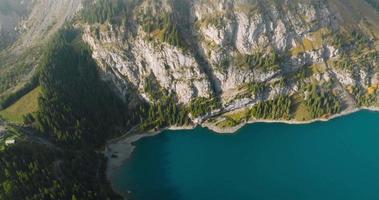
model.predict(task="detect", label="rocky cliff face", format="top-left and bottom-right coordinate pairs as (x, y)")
top-left (2, 0), bottom-right (379, 127)
top-left (80, 0), bottom-right (378, 125)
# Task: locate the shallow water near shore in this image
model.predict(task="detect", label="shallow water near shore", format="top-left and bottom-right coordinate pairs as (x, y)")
top-left (111, 110), bottom-right (379, 200)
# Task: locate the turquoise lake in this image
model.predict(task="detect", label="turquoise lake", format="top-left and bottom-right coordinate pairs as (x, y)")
top-left (112, 110), bottom-right (379, 200)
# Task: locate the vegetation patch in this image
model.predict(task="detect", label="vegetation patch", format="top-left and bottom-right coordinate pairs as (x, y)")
top-left (291, 28), bottom-right (331, 57)
top-left (214, 109), bottom-right (250, 128)
top-left (196, 12), bottom-right (227, 29)
top-left (250, 96), bottom-right (292, 120)
top-left (0, 141), bottom-right (121, 199)
top-left (214, 55), bottom-right (230, 73)
top-left (81, 0), bottom-right (127, 24)
top-left (332, 51), bottom-right (378, 72)
top-left (143, 74), bottom-right (165, 101)
top-left (139, 11), bottom-right (188, 50)
top-left (294, 102), bottom-right (312, 121)
top-left (0, 46), bottom-right (40, 96)
top-left (140, 75), bottom-right (190, 130)
top-left (311, 63), bottom-right (327, 74)
top-left (140, 93), bottom-right (190, 131)
top-left (292, 94), bottom-right (312, 121)
top-left (216, 117), bottom-right (238, 128)
top-left (189, 97), bottom-right (221, 118)
top-left (304, 83), bottom-right (341, 118)
top-left (225, 109), bottom-right (250, 123)
top-left (234, 50), bottom-right (281, 72)
top-left (0, 87), bottom-right (41, 123)
top-left (349, 85), bottom-right (378, 106)
top-left (292, 38), bottom-right (318, 56)
top-left (0, 73), bottom-right (39, 110)
top-left (329, 30), bottom-right (372, 53)
top-left (235, 82), bottom-right (267, 99)
top-left (34, 28), bottom-right (131, 147)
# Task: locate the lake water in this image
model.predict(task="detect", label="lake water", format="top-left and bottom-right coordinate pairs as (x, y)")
top-left (112, 110), bottom-right (379, 200)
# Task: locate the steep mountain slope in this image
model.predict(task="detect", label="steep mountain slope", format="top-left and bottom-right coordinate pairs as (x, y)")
top-left (79, 0), bottom-right (378, 128)
top-left (0, 0), bottom-right (378, 127)
top-left (0, 0), bottom-right (81, 106)
top-left (0, 0), bottom-right (32, 50)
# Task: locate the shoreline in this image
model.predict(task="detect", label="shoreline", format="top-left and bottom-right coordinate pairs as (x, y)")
top-left (104, 125), bottom-right (195, 197)
top-left (104, 106), bottom-right (379, 198)
top-left (205, 107), bottom-right (379, 133)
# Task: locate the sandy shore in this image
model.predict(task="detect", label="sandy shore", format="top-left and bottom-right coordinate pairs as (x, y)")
top-left (104, 107), bottom-right (379, 198)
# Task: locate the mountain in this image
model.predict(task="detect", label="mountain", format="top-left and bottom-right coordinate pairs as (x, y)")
top-left (0, 0), bottom-right (80, 104)
top-left (0, 0), bottom-right (379, 199)
top-left (1, 0), bottom-right (379, 123)
top-left (51, 0), bottom-right (379, 127)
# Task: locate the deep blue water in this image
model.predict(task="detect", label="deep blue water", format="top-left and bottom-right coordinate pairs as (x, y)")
top-left (112, 111), bottom-right (379, 200)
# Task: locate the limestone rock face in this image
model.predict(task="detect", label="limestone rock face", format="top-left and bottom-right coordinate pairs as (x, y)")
top-left (79, 0), bottom-right (378, 118)
top-left (83, 24), bottom-right (213, 104)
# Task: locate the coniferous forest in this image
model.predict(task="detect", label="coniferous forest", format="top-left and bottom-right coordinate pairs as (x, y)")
top-left (0, 28), bottom-right (132, 199)
top-left (35, 28), bottom-right (128, 147)
top-left (0, 142), bottom-right (120, 200)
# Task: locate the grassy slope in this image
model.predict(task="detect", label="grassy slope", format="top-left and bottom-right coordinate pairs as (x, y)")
top-left (0, 86), bottom-right (41, 123)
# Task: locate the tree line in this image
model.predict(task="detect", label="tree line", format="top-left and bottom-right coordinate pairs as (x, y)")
top-left (33, 28), bottom-right (132, 147)
top-left (0, 141), bottom-right (121, 200)
top-left (235, 50), bottom-right (281, 72)
top-left (140, 11), bottom-right (188, 50)
top-left (81, 0), bottom-right (127, 24)
top-left (304, 84), bottom-right (341, 118)
top-left (250, 96), bottom-right (292, 120)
